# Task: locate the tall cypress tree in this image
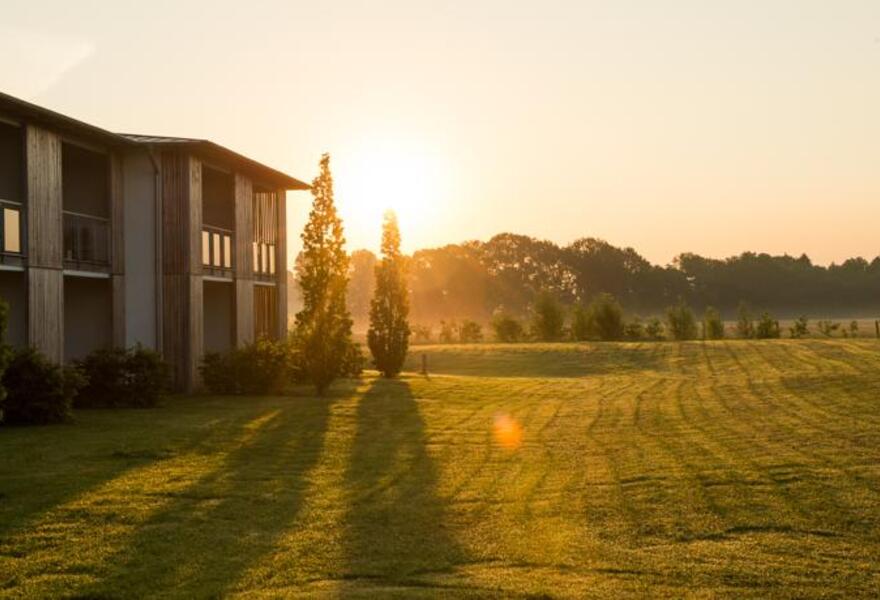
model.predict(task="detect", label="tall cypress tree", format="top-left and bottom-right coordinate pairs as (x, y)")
top-left (367, 211), bottom-right (411, 377)
top-left (294, 154), bottom-right (357, 394)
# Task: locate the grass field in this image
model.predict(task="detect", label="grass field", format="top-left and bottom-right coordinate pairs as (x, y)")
top-left (3, 340), bottom-right (880, 598)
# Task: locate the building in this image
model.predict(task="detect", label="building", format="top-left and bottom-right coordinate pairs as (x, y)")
top-left (0, 91), bottom-right (308, 391)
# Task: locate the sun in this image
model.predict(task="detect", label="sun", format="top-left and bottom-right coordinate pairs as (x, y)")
top-left (334, 136), bottom-right (452, 253)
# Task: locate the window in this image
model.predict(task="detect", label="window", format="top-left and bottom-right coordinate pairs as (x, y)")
top-left (202, 231), bottom-right (211, 266)
top-left (223, 235), bottom-right (232, 269)
top-left (3, 207), bottom-right (20, 253)
top-left (212, 233), bottom-right (221, 267)
top-left (253, 190), bottom-right (277, 276)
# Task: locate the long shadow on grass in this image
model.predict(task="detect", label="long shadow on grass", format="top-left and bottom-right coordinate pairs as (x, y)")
top-left (339, 378), bottom-right (466, 583)
top-left (0, 401), bottom-right (239, 541)
top-left (76, 395), bottom-right (335, 598)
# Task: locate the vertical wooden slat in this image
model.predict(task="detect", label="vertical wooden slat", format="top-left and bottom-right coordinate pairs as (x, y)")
top-left (26, 126), bottom-right (62, 267)
top-left (27, 269), bottom-right (63, 363)
top-left (234, 174), bottom-right (254, 346)
top-left (111, 274), bottom-right (125, 347)
top-left (25, 125), bottom-right (64, 362)
top-left (161, 151), bottom-right (205, 391)
top-left (275, 189), bottom-right (287, 338)
top-left (109, 153), bottom-right (125, 345)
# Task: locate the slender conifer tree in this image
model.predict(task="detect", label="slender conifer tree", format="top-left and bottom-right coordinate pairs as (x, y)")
top-left (367, 211), bottom-right (411, 377)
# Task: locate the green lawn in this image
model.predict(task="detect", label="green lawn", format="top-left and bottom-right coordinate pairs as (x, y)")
top-left (3, 341), bottom-right (880, 598)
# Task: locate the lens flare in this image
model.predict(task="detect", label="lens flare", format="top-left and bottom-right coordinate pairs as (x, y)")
top-left (493, 413), bottom-right (523, 450)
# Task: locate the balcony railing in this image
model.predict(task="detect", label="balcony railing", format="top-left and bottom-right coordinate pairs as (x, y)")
top-left (202, 225), bottom-right (233, 276)
top-left (63, 211), bottom-right (110, 268)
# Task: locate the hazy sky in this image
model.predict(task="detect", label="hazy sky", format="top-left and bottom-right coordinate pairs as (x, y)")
top-left (2, 1), bottom-right (879, 265)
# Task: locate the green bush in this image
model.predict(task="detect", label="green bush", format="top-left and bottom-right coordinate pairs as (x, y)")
top-left (736, 302), bottom-right (754, 339)
top-left (0, 298), bottom-right (11, 411)
top-left (438, 320), bottom-right (458, 344)
top-left (1, 348), bottom-right (84, 425)
top-left (645, 317), bottom-right (665, 341)
top-left (817, 320), bottom-right (841, 337)
top-left (411, 324), bottom-right (432, 343)
top-left (789, 316), bottom-right (809, 339)
top-left (491, 311), bottom-right (525, 342)
top-left (201, 338), bottom-right (294, 395)
top-left (585, 293), bottom-right (624, 341)
top-left (459, 319), bottom-right (483, 343)
top-left (75, 346), bottom-right (170, 408)
top-left (755, 312), bottom-right (781, 339)
top-left (703, 306), bottom-right (725, 340)
top-left (530, 291), bottom-right (565, 342)
top-left (624, 318), bottom-right (644, 341)
top-left (571, 304), bottom-right (590, 341)
top-left (666, 299), bottom-right (698, 341)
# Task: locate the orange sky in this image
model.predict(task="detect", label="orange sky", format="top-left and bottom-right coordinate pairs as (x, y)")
top-left (2, 1), bottom-right (879, 266)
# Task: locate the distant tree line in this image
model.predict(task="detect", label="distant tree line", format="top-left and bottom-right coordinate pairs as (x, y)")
top-left (321, 233), bottom-right (880, 329)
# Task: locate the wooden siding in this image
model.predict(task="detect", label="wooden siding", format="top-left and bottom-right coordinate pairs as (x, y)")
top-left (161, 152), bottom-right (203, 391)
top-left (25, 126), bottom-right (62, 268)
top-left (254, 284), bottom-right (277, 340)
top-left (234, 175), bottom-right (253, 279)
top-left (28, 268), bottom-right (63, 363)
top-left (234, 174), bottom-right (254, 345)
top-left (111, 274), bottom-right (125, 347)
top-left (275, 189), bottom-right (288, 338)
top-left (25, 126), bottom-right (63, 361)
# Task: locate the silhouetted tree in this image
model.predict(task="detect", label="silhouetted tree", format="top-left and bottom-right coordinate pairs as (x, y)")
top-left (531, 291), bottom-right (565, 341)
top-left (368, 212), bottom-right (411, 378)
top-left (666, 299), bottom-right (697, 341)
top-left (703, 306), bottom-right (725, 340)
top-left (293, 154), bottom-right (359, 395)
top-left (585, 293), bottom-right (625, 341)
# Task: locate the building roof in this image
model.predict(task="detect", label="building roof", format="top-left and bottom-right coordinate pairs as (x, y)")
top-left (118, 134), bottom-right (309, 190)
top-left (0, 91), bottom-right (309, 190)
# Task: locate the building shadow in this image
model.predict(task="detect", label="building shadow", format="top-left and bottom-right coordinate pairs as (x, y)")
top-left (339, 378), bottom-right (466, 583)
top-left (75, 396), bottom-right (335, 597)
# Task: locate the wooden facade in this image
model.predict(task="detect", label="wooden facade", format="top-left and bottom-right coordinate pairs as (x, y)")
top-left (1, 92), bottom-right (302, 392)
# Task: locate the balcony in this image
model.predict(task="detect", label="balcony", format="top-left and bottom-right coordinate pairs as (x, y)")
top-left (202, 225), bottom-right (233, 278)
top-left (63, 211), bottom-right (110, 270)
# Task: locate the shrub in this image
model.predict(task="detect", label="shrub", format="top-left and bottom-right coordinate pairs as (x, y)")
top-left (492, 311), bottom-right (525, 343)
top-left (849, 321), bottom-right (859, 338)
top-left (75, 346), bottom-right (170, 408)
top-left (571, 304), bottom-right (590, 341)
top-left (736, 302), bottom-right (754, 339)
top-left (459, 319), bottom-right (483, 343)
top-left (585, 293), bottom-right (624, 341)
top-left (645, 317), bottom-right (665, 341)
top-left (531, 291), bottom-right (565, 341)
top-left (624, 318), bottom-right (644, 341)
top-left (1, 348), bottom-right (84, 425)
top-left (201, 338), bottom-right (294, 395)
top-left (755, 312), bottom-right (781, 339)
top-left (411, 324), bottom-right (432, 344)
top-left (666, 299), bottom-right (697, 341)
top-left (703, 306), bottom-right (725, 340)
top-left (438, 320), bottom-right (458, 344)
top-left (817, 320), bottom-right (841, 337)
top-left (789, 316), bottom-right (809, 339)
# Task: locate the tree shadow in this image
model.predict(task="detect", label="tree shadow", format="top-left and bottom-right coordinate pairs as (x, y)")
top-left (340, 378), bottom-right (466, 585)
top-left (76, 396), bottom-right (335, 597)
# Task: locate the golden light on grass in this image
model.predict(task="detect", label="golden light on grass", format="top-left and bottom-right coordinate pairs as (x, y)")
top-left (493, 412), bottom-right (523, 450)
